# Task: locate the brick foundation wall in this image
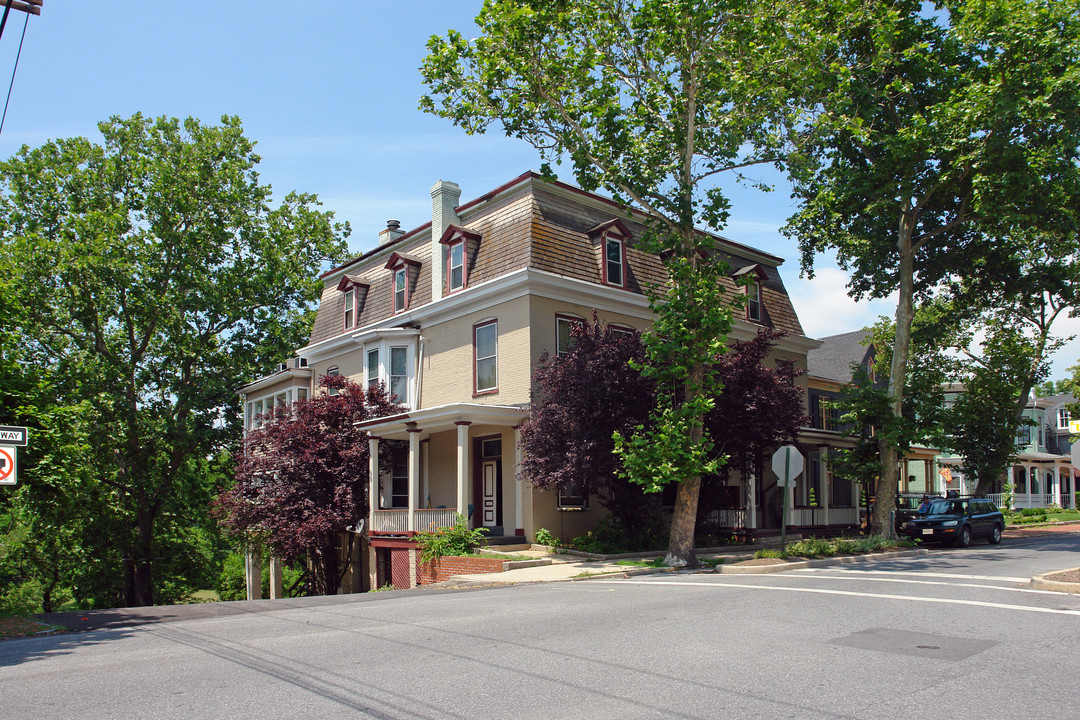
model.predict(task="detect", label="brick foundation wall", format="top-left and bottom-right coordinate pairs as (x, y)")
top-left (417, 556), bottom-right (505, 585)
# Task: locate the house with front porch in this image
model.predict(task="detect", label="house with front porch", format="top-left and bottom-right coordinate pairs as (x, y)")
top-left (801, 330), bottom-right (942, 531)
top-left (242, 171), bottom-right (852, 591)
top-left (933, 388), bottom-right (1076, 510)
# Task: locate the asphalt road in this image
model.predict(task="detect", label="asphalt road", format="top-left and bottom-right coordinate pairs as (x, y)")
top-left (4, 533), bottom-right (1080, 719)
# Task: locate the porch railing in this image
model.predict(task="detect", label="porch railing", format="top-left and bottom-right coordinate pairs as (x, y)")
top-left (371, 508), bottom-right (460, 534)
top-left (702, 508), bottom-right (747, 528)
top-left (989, 492), bottom-right (1056, 510)
top-left (787, 507), bottom-right (859, 526)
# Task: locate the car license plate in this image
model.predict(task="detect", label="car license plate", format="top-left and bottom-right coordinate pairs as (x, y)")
top-left (922, 529), bottom-right (933, 535)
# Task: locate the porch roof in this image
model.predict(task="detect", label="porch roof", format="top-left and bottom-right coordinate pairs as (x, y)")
top-left (355, 402), bottom-right (528, 440)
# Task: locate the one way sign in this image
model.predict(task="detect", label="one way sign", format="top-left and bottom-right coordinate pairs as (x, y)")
top-left (0, 446), bottom-right (16, 486)
top-left (0, 425), bottom-right (28, 446)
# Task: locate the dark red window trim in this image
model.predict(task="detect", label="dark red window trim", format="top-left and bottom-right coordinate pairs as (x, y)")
top-left (472, 319), bottom-right (498, 396)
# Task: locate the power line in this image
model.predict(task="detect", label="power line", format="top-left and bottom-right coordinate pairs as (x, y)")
top-left (0, 9), bottom-right (28, 138)
top-left (0, 0), bottom-right (41, 139)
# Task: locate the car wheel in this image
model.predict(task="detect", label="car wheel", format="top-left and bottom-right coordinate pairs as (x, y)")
top-left (957, 525), bottom-right (972, 548)
top-left (989, 524), bottom-right (1002, 545)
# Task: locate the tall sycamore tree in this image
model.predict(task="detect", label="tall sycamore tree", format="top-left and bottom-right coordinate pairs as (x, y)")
top-left (785, 0), bottom-right (1080, 535)
top-left (422, 0), bottom-right (802, 567)
top-left (0, 114), bottom-right (350, 606)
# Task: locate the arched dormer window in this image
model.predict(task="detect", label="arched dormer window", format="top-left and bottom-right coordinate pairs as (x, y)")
top-left (439, 225), bottom-right (482, 294)
top-left (733, 264), bottom-right (768, 323)
top-left (587, 219), bottom-right (633, 289)
top-left (336, 275), bottom-right (369, 332)
top-left (384, 252), bottom-right (421, 314)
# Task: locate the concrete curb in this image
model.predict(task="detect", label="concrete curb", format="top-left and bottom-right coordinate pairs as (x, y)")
top-left (1031, 567), bottom-right (1080, 594)
top-left (717, 548), bottom-right (931, 575)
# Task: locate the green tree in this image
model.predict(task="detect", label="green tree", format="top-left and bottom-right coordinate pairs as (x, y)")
top-left (0, 114), bottom-right (350, 606)
top-left (786, 0), bottom-right (1080, 535)
top-left (422, 0), bottom-right (800, 567)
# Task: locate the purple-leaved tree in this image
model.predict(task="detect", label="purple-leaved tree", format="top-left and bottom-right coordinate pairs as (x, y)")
top-left (519, 318), bottom-right (656, 530)
top-left (216, 375), bottom-right (402, 595)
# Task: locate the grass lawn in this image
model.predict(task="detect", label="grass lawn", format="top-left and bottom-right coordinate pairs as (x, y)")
top-left (1005, 509), bottom-right (1080, 525)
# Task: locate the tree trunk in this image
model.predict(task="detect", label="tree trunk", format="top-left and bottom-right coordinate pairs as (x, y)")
top-left (131, 505), bottom-right (156, 606)
top-left (665, 475), bottom-right (701, 568)
top-left (875, 210), bottom-right (918, 538)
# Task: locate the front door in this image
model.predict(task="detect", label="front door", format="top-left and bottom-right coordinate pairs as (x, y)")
top-left (482, 460), bottom-right (500, 527)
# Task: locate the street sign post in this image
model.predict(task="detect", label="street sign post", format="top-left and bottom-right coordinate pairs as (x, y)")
top-left (771, 445), bottom-right (804, 548)
top-left (0, 446), bottom-right (16, 485)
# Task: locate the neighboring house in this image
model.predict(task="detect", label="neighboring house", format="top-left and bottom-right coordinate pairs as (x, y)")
top-left (241, 171), bottom-right (837, 591)
top-left (803, 330), bottom-right (941, 521)
top-left (937, 389), bottom-right (1076, 509)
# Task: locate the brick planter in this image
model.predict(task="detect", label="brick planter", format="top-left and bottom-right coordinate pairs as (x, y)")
top-left (418, 555), bottom-right (506, 585)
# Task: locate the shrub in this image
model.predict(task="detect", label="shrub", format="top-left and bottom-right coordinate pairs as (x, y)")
top-left (754, 549), bottom-right (785, 559)
top-left (566, 516), bottom-right (664, 555)
top-left (785, 537), bottom-right (837, 558)
top-left (1021, 508), bottom-right (1045, 517)
top-left (413, 514), bottom-right (488, 563)
top-left (534, 528), bottom-right (558, 547)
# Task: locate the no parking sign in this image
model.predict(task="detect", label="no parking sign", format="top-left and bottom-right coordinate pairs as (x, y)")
top-left (0, 446), bottom-right (15, 485)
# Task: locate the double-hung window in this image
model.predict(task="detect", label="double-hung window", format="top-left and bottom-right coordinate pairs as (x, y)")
top-left (390, 346), bottom-right (408, 402)
top-left (747, 280), bottom-right (762, 322)
top-left (326, 366), bottom-right (340, 396)
top-left (393, 267), bottom-right (407, 313)
top-left (343, 289), bottom-right (355, 330)
top-left (556, 314), bottom-right (584, 355)
top-left (1059, 407), bottom-right (1070, 428)
top-left (604, 236), bottom-right (624, 287)
top-left (367, 349), bottom-right (380, 391)
top-left (447, 241), bottom-right (465, 293)
top-left (474, 320), bottom-right (498, 394)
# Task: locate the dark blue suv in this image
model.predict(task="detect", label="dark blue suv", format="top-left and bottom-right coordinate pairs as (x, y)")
top-left (899, 497), bottom-right (1005, 547)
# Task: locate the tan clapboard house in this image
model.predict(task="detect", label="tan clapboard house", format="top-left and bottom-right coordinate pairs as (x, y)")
top-left (240, 171), bottom-right (863, 591)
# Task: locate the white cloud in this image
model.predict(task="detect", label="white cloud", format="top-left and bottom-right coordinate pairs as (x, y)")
top-left (785, 267), bottom-right (897, 339)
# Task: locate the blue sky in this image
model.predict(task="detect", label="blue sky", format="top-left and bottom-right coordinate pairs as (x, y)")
top-left (0, 2), bottom-right (1075, 378)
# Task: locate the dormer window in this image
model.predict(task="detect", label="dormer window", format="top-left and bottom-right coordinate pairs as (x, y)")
top-left (336, 275), bottom-right (368, 333)
top-left (733, 264), bottom-right (767, 324)
top-left (588, 219), bottom-right (632, 290)
top-left (605, 236), bottom-right (624, 287)
top-left (439, 225), bottom-right (481, 295)
top-left (747, 279), bottom-right (761, 322)
top-left (343, 289), bottom-right (355, 330)
top-left (448, 241), bottom-right (465, 292)
top-left (393, 267), bottom-right (407, 312)
top-left (384, 252), bottom-right (421, 314)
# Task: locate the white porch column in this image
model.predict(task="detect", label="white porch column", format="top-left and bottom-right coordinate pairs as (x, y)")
top-left (245, 548), bottom-right (261, 601)
top-left (422, 439), bottom-right (430, 509)
top-left (514, 426), bottom-right (524, 536)
top-left (269, 556), bottom-right (283, 599)
top-left (368, 436), bottom-right (380, 523)
top-left (456, 421), bottom-right (471, 523)
top-left (407, 424), bottom-right (421, 532)
top-left (747, 469), bottom-right (757, 530)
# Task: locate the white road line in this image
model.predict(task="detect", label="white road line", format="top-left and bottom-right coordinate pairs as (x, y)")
top-left (785, 574), bottom-right (1067, 596)
top-left (594, 579), bottom-right (1080, 617)
top-left (795, 569), bottom-right (1030, 583)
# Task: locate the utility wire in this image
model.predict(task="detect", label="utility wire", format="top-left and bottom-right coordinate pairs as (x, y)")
top-left (0, 8), bottom-right (28, 139)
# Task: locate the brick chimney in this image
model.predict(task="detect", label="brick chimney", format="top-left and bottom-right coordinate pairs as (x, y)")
top-left (430, 180), bottom-right (461, 301)
top-left (379, 219), bottom-right (405, 246)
